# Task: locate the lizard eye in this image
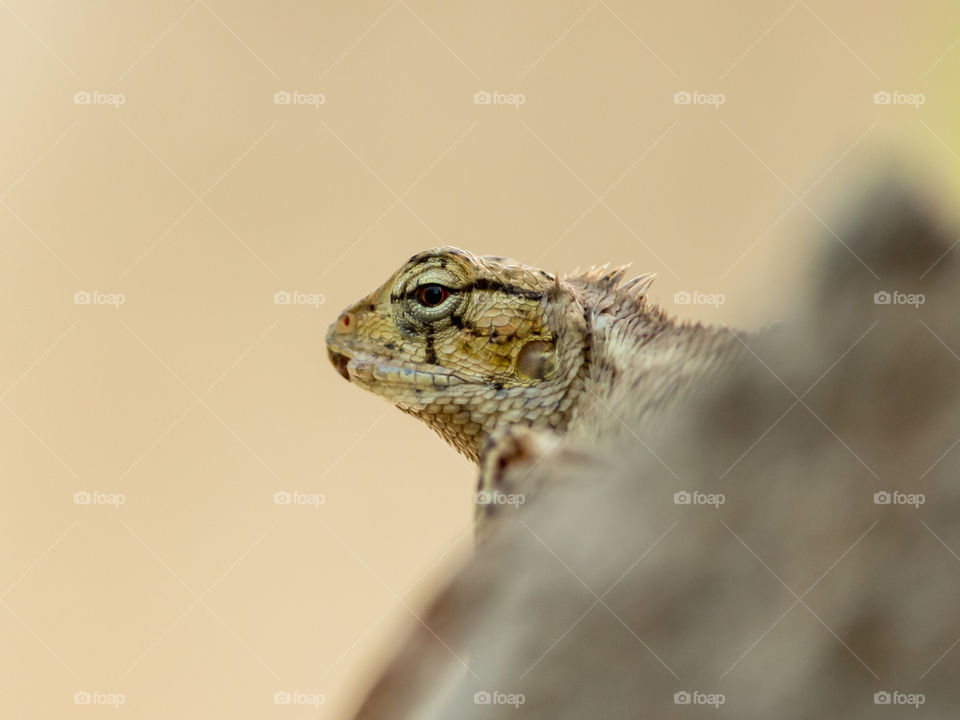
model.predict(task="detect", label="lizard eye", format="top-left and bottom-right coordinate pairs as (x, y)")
top-left (416, 284), bottom-right (449, 307)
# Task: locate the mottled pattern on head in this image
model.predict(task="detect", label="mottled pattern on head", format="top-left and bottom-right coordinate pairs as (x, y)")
top-left (326, 247), bottom-right (662, 461)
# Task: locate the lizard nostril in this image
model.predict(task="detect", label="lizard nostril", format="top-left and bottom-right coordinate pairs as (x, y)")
top-left (336, 312), bottom-right (355, 334)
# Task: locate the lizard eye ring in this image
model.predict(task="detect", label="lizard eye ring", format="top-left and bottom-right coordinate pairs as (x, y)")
top-left (416, 284), bottom-right (450, 307)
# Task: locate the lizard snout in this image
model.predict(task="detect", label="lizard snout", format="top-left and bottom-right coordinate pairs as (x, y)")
top-left (327, 311), bottom-right (358, 381)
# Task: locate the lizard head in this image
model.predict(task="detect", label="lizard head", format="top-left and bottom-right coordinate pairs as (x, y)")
top-left (326, 247), bottom-right (588, 461)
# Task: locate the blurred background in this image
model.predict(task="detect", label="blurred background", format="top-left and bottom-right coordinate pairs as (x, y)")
top-left (1, 1), bottom-right (958, 717)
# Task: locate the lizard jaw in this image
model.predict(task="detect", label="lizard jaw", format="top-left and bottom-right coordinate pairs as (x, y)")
top-left (327, 346), bottom-right (466, 389)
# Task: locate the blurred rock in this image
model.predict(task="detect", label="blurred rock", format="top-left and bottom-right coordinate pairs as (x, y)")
top-left (352, 181), bottom-right (960, 719)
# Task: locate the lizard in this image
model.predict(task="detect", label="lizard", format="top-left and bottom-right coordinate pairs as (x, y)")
top-left (325, 247), bottom-right (745, 513)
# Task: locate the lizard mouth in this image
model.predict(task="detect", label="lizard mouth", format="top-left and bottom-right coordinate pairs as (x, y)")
top-left (326, 344), bottom-right (467, 389)
top-left (327, 348), bottom-right (351, 381)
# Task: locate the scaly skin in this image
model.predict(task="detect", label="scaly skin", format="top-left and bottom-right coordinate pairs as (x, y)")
top-left (326, 247), bottom-right (737, 466)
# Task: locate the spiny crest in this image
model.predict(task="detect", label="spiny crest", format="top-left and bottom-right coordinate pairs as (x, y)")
top-left (566, 262), bottom-right (658, 318)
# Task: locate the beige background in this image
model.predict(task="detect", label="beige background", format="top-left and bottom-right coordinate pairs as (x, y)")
top-left (1, 1), bottom-right (958, 717)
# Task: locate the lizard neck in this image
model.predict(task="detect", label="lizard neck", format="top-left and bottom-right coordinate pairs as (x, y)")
top-left (569, 304), bottom-right (741, 440)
